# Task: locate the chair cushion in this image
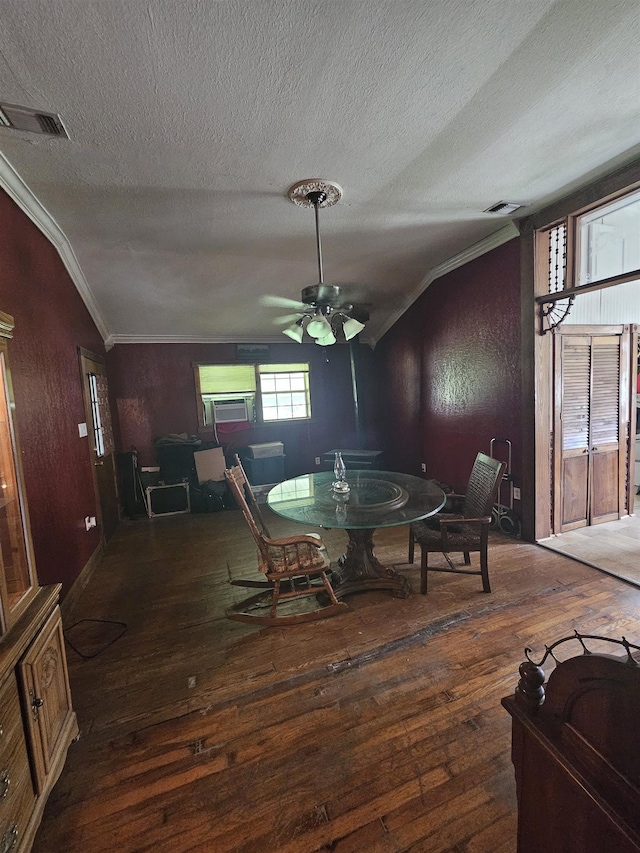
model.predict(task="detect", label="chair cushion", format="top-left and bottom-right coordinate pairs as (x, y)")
top-left (412, 517), bottom-right (481, 549)
top-left (259, 541), bottom-right (329, 574)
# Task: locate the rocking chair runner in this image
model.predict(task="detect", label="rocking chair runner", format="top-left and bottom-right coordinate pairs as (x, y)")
top-left (408, 452), bottom-right (506, 594)
top-left (225, 465), bottom-right (347, 625)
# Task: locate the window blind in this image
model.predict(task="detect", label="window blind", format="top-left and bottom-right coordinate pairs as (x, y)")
top-left (198, 365), bottom-right (256, 394)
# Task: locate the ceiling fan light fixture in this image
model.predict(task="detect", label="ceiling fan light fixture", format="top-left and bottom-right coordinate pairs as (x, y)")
top-left (306, 313), bottom-right (332, 339)
top-left (342, 317), bottom-right (365, 341)
top-left (315, 329), bottom-right (337, 346)
top-left (282, 321), bottom-right (304, 343)
top-left (271, 179), bottom-right (368, 345)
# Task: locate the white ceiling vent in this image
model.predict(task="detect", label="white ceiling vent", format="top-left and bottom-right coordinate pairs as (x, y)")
top-left (483, 201), bottom-right (524, 216)
top-left (0, 102), bottom-right (68, 138)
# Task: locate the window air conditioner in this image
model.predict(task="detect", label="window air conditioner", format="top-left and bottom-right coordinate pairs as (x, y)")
top-left (213, 399), bottom-right (249, 423)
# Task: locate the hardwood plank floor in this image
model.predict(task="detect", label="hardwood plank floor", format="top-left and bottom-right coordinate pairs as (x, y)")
top-left (34, 508), bottom-right (640, 853)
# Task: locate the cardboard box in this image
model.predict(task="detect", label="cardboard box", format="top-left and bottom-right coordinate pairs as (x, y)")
top-left (194, 447), bottom-right (226, 484)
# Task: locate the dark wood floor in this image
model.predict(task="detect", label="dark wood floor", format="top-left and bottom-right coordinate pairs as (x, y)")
top-left (34, 507), bottom-right (640, 853)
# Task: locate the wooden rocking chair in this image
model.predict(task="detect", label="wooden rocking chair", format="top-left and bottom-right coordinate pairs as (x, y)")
top-left (225, 464), bottom-right (347, 626)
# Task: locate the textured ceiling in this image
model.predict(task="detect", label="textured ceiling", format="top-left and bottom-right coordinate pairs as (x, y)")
top-left (0, 0), bottom-right (638, 345)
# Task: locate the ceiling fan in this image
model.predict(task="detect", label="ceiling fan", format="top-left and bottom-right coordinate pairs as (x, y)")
top-left (260, 179), bottom-right (369, 345)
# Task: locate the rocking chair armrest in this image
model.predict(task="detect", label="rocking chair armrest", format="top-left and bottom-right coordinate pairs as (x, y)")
top-left (439, 515), bottom-right (491, 526)
top-left (265, 533), bottom-right (325, 548)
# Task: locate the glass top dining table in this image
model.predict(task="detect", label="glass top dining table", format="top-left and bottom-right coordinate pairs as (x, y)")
top-left (267, 470), bottom-right (446, 599)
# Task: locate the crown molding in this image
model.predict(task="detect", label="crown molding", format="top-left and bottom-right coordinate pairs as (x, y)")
top-left (0, 151), bottom-right (111, 342)
top-left (371, 222), bottom-right (520, 347)
top-left (108, 332), bottom-right (376, 347)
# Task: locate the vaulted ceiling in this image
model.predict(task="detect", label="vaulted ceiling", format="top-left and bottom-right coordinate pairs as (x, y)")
top-left (0, 1), bottom-right (638, 346)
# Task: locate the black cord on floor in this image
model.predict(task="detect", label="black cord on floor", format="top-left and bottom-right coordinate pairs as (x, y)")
top-left (64, 619), bottom-right (127, 660)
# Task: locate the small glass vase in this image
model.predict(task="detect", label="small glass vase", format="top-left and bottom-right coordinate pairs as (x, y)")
top-left (333, 451), bottom-right (350, 493)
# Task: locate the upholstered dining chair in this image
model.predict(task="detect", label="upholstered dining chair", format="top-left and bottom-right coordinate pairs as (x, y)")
top-left (408, 452), bottom-right (506, 594)
top-left (225, 464), bottom-right (347, 625)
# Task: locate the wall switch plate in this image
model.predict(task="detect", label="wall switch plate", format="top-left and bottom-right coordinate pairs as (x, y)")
top-left (78, 422), bottom-right (88, 438)
top-left (513, 487), bottom-right (521, 501)
top-left (315, 457), bottom-right (321, 465)
top-left (421, 463), bottom-right (427, 473)
top-left (85, 516), bottom-right (97, 531)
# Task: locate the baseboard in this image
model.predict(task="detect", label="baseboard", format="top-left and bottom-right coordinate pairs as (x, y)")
top-left (61, 543), bottom-right (103, 620)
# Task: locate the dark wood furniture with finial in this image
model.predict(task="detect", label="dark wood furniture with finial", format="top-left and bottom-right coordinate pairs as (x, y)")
top-left (0, 313), bottom-right (78, 852)
top-left (408, 452), bottom-right (506, 593)
top-left (502, 634), bottom-right (640, 853)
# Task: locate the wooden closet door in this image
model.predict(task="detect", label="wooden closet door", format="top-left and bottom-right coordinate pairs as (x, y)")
top-left (589, 336), bottom-right (622, 524)
top-left (557, 335), bottom-right (591, 531)
top-left (555, 329), bottom-right (627, 533)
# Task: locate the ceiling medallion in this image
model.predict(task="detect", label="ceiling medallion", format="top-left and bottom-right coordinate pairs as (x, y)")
top-left (287, 178), bottom-right (343, 208)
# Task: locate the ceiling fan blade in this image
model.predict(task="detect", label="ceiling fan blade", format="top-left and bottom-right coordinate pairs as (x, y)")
top-left (259, 294), bottom-right (307, 310)
top-left (273, 313), bottom-right (305, 324)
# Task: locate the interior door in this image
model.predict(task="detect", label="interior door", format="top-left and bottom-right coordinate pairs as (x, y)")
top-left (556, 334), bottom-right (591, 531)
top-left (554, 327), bottom-right (629, 533)
top-left (79, 350), bottom-right (120, 542)
top-left (589, 335), bottom-right (623, 524)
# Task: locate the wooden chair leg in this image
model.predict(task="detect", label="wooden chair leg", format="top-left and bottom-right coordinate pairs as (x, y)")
top-left (463, 551), bottom-right (471, 565)
top-left (270, 579), bottom-right (281, 618)
top-left (420, 548), bottom-right (428, 594)
top-left (408, 527), bottom-right (415, 564)
top-left (480, 547), bottom-right (491, 593)
top-left (320, 570), bottom-right (342, 607)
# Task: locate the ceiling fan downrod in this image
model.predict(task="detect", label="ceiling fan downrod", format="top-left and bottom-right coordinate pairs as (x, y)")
top-left (306, 190), bottom-right (327, 285)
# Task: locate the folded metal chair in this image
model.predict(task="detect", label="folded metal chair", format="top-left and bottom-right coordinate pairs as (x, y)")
top-left (225, 464), bottom-right (347, 625)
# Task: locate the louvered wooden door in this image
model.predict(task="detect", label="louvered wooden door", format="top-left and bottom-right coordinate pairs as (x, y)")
top-left (554, 329), bottom-right (628, 533)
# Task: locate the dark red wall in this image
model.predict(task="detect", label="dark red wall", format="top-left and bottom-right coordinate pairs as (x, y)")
top-left (375, 239), bottom-right (522, 496)
top-left (106, 340), bottom-right (377, 476)
top-left (0, 189), bottom-right (105, 594)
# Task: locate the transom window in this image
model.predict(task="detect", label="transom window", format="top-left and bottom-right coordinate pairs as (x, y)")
top-left (577, 188), bottom-right (640, 286)
top-left (195, 362), bottom-right (311, 427)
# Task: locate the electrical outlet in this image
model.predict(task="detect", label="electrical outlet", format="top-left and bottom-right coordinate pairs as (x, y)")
top-left (315, 457), bottom-right (321, 465)
top-left (513, 487), bottom-right (521, 501)
top-left (421, 462), bottom-right (427, 473)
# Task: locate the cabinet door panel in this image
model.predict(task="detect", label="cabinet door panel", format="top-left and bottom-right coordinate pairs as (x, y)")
top-left (19, 608), bottom-right (73, 795)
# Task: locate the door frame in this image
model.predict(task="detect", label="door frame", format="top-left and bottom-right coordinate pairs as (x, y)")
top-left (78, 347), bottom-right (119, 543)
top-left (520, 161), bottom-right (640, 542)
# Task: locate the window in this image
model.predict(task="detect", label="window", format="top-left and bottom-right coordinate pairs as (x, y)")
top-left (258, 364), bottom-right (311, 422)
top-left (195, 362), bottom-right (311, 427)
top-left (577, 188), bottom-right (640, 286)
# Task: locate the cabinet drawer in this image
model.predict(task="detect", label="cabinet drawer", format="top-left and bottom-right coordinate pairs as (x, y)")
top-left (0, 674), bottom-right (35, 852)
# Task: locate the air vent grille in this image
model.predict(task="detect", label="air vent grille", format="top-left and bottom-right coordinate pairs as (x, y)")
top-left (0, 102), bottom-right (68, 138)
top-left (484, 201), bottom-right (524, 216)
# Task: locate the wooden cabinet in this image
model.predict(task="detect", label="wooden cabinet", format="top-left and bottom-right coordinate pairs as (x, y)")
top-left (502, 649), bottom-right (640, 853)
top-left (0, 314), bottom-right (77, 851)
